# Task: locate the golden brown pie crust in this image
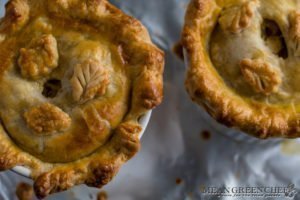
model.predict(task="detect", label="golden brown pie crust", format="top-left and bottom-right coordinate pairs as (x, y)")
top-left (182, 0), bottom-right (300, 138)
top-left (0, 0), bottom-right (164, 198)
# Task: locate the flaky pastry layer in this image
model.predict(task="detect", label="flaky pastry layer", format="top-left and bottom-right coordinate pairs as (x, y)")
top-left (0, 0), bottom-right (164, 198)
top-left (182, 0), bottom-right (300, 138)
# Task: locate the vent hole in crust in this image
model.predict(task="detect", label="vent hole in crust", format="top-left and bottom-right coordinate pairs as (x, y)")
top-left (262, 19), bottom-right (288, 59)
top-left (42, 79), bottom-right (62, 98)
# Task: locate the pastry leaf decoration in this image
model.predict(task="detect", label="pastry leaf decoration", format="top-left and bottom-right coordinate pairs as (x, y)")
top-left (70, 59), bottom-right (110, 103)
top-left (240, 58), bottom-right (282, 95)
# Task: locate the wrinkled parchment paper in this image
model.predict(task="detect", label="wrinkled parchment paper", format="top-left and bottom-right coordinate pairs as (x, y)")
top-left (1, 0), bottom-right (300, 199)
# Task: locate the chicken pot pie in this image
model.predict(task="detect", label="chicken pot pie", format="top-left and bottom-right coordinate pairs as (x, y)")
top-left (0, 0), bottom-right (164, 197)
top-left (182, 0), bottom-right (300, 138)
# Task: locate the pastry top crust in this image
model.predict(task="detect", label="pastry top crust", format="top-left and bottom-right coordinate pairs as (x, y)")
top-left (0, 0), bottom-right (164, 198)
top-left (182, 0), bottom-right (300, 138)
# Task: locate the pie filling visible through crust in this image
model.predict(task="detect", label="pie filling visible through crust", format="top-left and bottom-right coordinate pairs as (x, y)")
top-left (183, 0), bottom-right (300, 138)
top-left (0, 0), bottom-right (164, 198)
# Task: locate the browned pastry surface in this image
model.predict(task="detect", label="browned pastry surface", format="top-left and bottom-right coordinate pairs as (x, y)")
top-left (182, 0), bottom-right (300, 138)
top-left (16, 182), bottom-right (34, 200)
top-left (97, 191), bottom-right (108, 200)
top-left (0, 0), bottom-right (164, 198)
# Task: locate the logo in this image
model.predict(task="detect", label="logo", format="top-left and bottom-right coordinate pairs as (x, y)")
top-left (285, 184), bottom-right (297, 198)
top-left (200, 184), bottom-right (297, 199)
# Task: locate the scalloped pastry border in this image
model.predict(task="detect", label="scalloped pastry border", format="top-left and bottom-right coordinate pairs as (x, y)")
top-left (182, 0), bottom-right (300, 139)
top-left (0, 0), bottom-right (164, 198)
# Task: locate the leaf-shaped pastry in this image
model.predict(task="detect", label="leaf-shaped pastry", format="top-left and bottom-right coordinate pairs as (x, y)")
top-left (18, 34), bottom-right (59, 80)
top-left (289, 11), bottom-right (300, 56)
top-left (24, 103), bottom-right (71, 135)
top-left (240, 58), bottom-right (282, 95)
top-left (70, 59), bottom-right (110, 102)
top-left (219, 0), bottom-right (259, 33)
